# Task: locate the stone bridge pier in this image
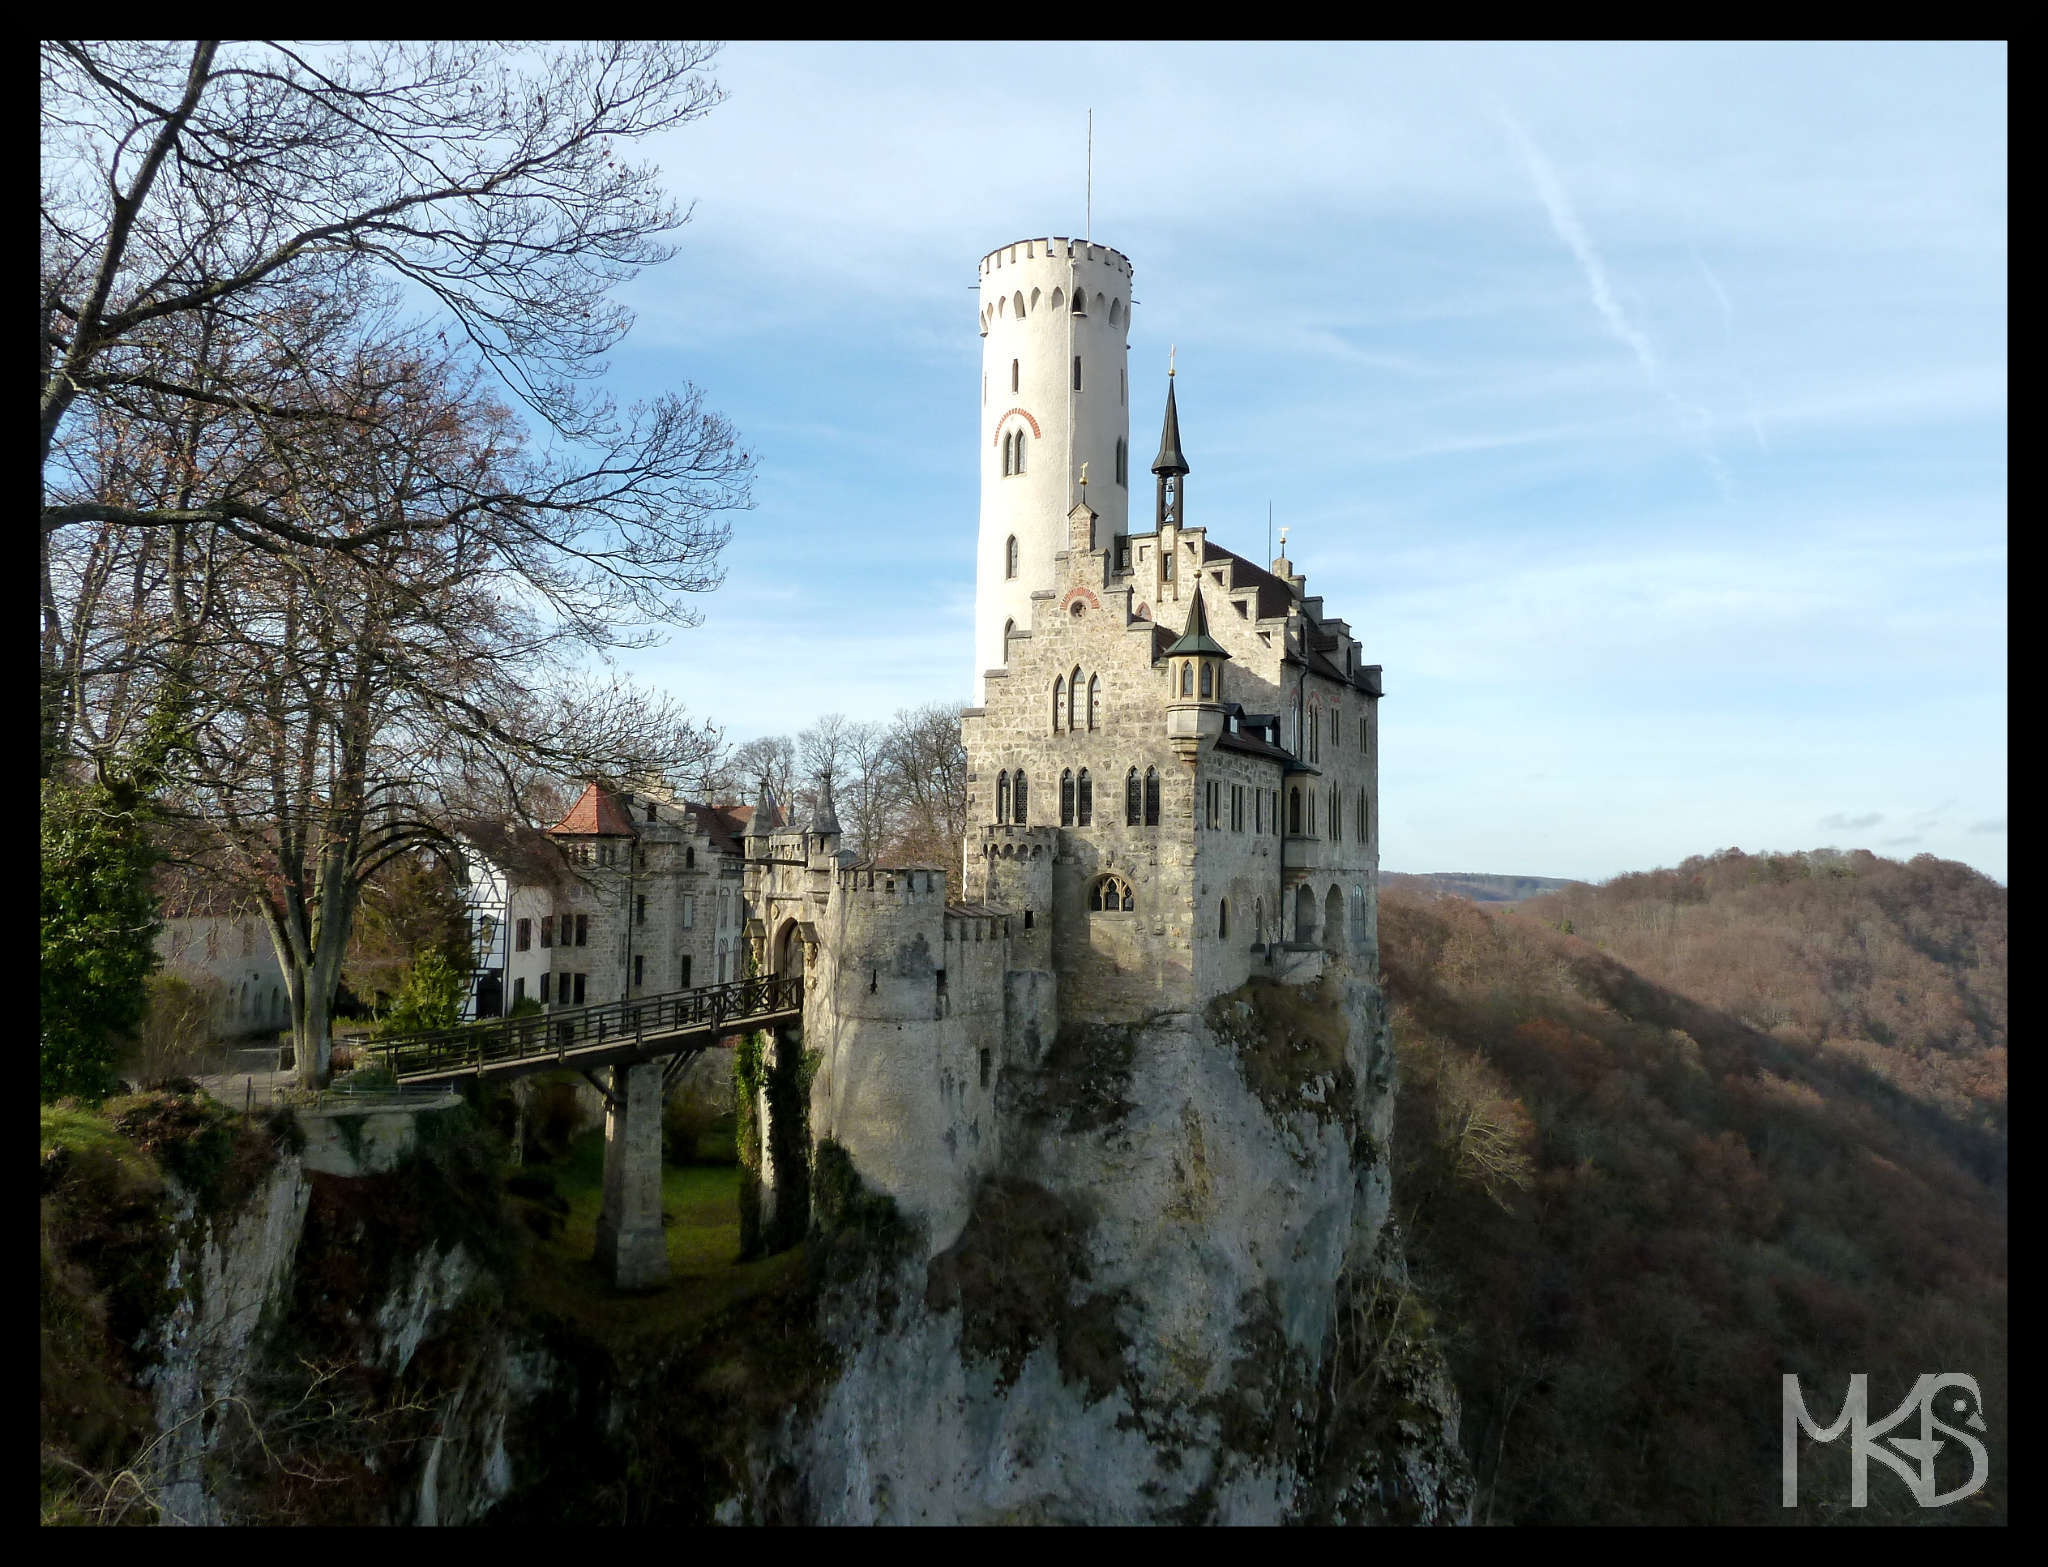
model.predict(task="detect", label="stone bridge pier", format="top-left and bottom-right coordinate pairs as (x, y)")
top-left (594, 1060), bottom-right (668, 1289)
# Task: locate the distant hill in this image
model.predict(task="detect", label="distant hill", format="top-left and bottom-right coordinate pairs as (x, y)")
top-left (1381, 871), bottom-right (1583, 906)
top-left (1381, 846), bottom-right (2007, 1525)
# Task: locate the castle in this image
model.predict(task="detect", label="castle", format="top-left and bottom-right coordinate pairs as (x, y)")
top-left (482, 236), bottom-right (1381, 1266)
top-left (736, 236), bottom-right (1383, 1252)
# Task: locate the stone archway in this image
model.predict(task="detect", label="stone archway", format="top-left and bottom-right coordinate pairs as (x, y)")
top-left (773, 917), bottom-right (805, 981)
top-left (1324, 886), bottom-right (1345, 955)
top-left (1294, 883), bottom-right (1318, 945)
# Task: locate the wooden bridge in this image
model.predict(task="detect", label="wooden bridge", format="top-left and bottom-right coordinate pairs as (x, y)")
top-left (367, 974), bottom-right (803, 1088)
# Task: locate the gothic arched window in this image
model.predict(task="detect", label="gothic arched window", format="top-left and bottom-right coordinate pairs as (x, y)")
top-left (1290, 788), bottom-right (1303, 836)
top-left (1125, 767), bottom-right (1141, 826)
top-left (1005, 536), bottom-right (1018, 578)
top-left (1089, 874), bottom-right (1134, 912)
top-left (1060, 768), bottom-right (1075, 826)
top-left (1180, 662), bottom-right (1194, 697)
top-left (996, 771), bottom-right (1010, 824)
top-left (1003, 618), bottom-right (1016, 662)
top-left (1087, 674), bottom-right (1100, 731)
top-left (1014, 430), bottom-right (1026, 473)
top-left (1069, 666), bottom-right (1082, 732)
top-left (1053, 677), bottom-right (1065, 733)
top-left (1144, 767), bottom-right (1160, 826)
top-left (1077, 768), bottom-right (1092, 826)
top-left (1199, 662), bottom-right (1212, 699)
top-left (1014, 772), bottom-right (1029, 824)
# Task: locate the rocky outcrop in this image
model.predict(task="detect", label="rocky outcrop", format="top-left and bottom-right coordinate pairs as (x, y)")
top-left (763, 965), bottom-right (1473, 1523)
top-left (133, 1112), bottom-right (552, 1527)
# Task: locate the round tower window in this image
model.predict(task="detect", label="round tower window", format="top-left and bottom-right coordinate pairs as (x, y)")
top-left (1070, 601), bottom-right (1084, 618)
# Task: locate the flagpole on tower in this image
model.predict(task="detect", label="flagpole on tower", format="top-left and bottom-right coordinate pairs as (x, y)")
top-left (1086, 109), bottom-right (1092, 242)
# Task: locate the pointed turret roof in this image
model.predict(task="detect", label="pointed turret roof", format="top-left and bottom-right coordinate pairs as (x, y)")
top-left (1152, 377), bottom-right (1189, 477)
top-left (1163, 584), bottom-right (1231, 660)
top-left (812, 772), bottom-right (841, 836)
top-left (548, 781), bottom-right (639, 837)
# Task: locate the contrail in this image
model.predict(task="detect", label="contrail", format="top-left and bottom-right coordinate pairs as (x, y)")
top-left (1692, 241), bottom-right (1772, 455)
top-left (1499, 109), bottom-right (1733, 494)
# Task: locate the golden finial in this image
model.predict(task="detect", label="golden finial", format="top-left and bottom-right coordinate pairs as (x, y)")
top-left (1169, 344), bottom-right (1176, 378)
top-left (1279, 525), bottom-right (1290, 554)
top-left (1079, 461), bottom-right (1089, 487)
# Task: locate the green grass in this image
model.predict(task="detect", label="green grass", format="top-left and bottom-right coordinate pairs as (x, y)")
top-left (511, 1131), bottom-right (803, 1349)
top-left (40, 1099), bottom-right (162, 1195)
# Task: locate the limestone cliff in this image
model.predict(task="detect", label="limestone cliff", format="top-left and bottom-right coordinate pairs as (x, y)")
top-left (754, 967), bottom-right (1473, 1524)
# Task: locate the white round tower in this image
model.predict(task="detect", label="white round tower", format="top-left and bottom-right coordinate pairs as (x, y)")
top-left (971, 237), bottom-right (1134, 701)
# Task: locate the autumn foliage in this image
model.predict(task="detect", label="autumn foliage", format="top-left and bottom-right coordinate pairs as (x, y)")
top-left (1383, 848), bottom-right (2005, 1524)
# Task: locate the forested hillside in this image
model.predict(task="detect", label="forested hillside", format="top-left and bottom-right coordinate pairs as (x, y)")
top-left (1382, 849), bottom-right (2006, 1524)
top-left (1381, 873), bottom-right (1583, 907)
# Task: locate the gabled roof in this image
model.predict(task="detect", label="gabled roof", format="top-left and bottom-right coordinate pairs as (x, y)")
top-left (548, 781), bottom-right (640, 838)
top-left (687, 802), bottom-right (751, 858)
top-left (455, 818), bottom-right (571, 889)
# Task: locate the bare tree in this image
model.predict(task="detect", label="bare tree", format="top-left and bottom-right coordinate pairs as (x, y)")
top-left (68, 346), bottom-right (723, 1086)
top-left (730, 734), bottom-right (797, 823)
top-left (838, 719), bottom-right (894, 861)
top-left (40, 41), bottom-right (749, 772)
top-left (879, 703), bottom-right (968, 872)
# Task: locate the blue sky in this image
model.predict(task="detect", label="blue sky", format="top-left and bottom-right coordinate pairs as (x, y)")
top-left (589, 41), bottom-right (2006, 884)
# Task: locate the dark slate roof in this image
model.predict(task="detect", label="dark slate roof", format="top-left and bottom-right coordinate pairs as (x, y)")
top-left (811, 773), bottom-right (841, 836)
top-left (1284, 644), bottom-right (1356, 686)
top-left (455, 819), bottom-right (571, 889)
top-left (1163, 584), bottom-right (1231, 659)
top-left (1197, 537), bottom-right (1295, 620)
top-left (687, 803), bottom-right (750, 858)
top-left (549, 781), bottom-right (640, 837)
top-left (1214, 729), bottom-right (1296, 766)
top-left (1152, 378), bottom-right (1189, 476)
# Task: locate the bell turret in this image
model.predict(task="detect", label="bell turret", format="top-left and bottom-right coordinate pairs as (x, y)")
top-left (1152, 356), bottom-right (1189, 532)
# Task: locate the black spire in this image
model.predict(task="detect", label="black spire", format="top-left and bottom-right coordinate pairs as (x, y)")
top-left (1153, 370), bottom-right (1188, 531)
top-left (1152, 377), bottom-right (1189, 478)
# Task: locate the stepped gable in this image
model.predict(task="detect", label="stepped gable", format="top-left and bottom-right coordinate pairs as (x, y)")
top-left (1198, 537), bottom-right (1295, 620)
top-left (548, 781), bottom-right (640, 837)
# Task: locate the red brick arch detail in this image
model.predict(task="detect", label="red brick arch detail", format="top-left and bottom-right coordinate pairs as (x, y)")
top-left (1061, 586), bottom-right (1102, 612)
top-left (992, 408), bottom-right (1043, 445)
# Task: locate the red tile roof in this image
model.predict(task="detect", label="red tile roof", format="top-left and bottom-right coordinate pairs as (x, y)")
top-left (548, 781), bottom-right (641, 837)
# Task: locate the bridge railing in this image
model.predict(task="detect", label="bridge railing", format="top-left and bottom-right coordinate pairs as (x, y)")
top-left (368, 973), bottom-right (803, 1082)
